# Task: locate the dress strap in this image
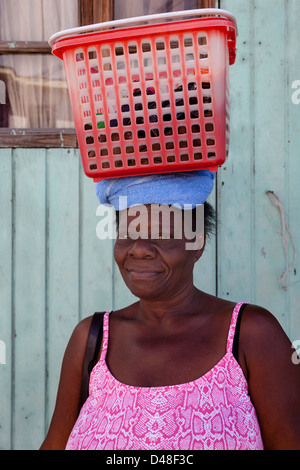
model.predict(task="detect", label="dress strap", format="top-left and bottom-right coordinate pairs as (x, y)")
top-left (226, 302), bottom-right (247, 354)
top-left (99, 311), bottom-right (110, 361)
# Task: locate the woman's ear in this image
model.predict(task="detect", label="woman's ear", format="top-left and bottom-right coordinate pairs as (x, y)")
top-left (185, 230), bottom-right (206, 257)
top-left (193, 232), bottom-right (206, 262)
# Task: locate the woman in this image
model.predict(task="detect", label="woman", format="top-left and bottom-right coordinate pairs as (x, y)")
top-left (40, 171), bottom-right (300, 450)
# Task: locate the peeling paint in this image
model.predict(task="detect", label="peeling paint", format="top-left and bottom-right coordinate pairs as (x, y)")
top-left (60, 131), bottom-right (65, 148)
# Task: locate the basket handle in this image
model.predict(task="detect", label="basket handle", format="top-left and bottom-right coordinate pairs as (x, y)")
top-left (49, 8), bottom-right (237, 47)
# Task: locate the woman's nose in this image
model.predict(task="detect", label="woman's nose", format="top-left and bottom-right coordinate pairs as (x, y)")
top-left (128, 237), bottom-right (157, 258)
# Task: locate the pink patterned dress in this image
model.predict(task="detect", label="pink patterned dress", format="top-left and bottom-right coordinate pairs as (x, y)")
top-left (66, 302), bottom-right (263, 450)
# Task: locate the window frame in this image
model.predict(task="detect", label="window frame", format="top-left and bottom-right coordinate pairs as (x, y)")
top-left (0, 0), bottom-right (214, 148)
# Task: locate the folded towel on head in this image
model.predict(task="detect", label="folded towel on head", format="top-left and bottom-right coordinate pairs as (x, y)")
top-left (95, 170), bottom-right (215, 210)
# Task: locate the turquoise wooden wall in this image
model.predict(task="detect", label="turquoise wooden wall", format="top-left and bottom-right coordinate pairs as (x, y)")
top-left (0, 0), bottom-right (299, 450)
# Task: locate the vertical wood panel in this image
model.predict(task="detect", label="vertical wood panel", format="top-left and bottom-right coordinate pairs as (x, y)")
top-left (286, 0), bottom-right (300, 342)
top-left (46, 148), bottom-right (80, 428)
top-left (252, 0), bottom-right (289, 330)
top-left (80, 158), bottom-right (114, 317)
top-left (96, 0), bottom-right (114, 22)
top-left (193, 189), bottom-right (216, 295)
top-left (13, 149), bottom-right (46, 449)
top-left (79, 0), bottom-right (114, 24)
top-left (0, 149), bottom-right (12, 450)
top-left (219, 0), bottom-right (300, 339)
top-left (45, 150), bottom-right (115, 429)
top-left (197, 0), bottom-right (216, 7)
top-left (218, 0), bottom-right (254, 303)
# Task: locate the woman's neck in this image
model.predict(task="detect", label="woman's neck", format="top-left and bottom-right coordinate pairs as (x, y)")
top-left (136, 283), bottom-right (205, 323)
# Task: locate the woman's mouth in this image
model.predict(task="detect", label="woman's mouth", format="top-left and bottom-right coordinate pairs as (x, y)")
top-left (127, 269), bottom-right (163, 280)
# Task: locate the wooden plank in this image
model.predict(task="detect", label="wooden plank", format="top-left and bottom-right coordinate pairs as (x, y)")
top-left (193, 189), bottom-right (217, 296)
top-left (286, 0), bottom-right (300, 342)
top-left (46, 151), bottom-right (115, 428)
top-left (0, 149), bottom-right (12, 450)
top-left (79, 0), bottom-right (114, 25)
top-left (198, 0), bottom-right (217, 7)
top-left (219, 0), bottom-right (294, 336)
top-left (12, 149), bottom-right (46, 449)
top-left (0, 41), bottom-right (51, 54)
top-left (79, 0), bottom-right (95, 25)
top-left (251, 0), bottom-right (289, 331)
top-left (45, 148), bottom-right (81, 430)
top-left (93, 0), bottom-right (114, 23)
top-left (217, 0), bottom-right (254, 303)
top-left (0, 129), bottom-right (77, 149)
top-left (99, 0), bottom-right (114, 22)
top-left (80, 162), bottom-right (114, 318)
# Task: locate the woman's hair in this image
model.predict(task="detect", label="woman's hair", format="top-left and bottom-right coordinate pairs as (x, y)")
top-left (115, 201), bottom-right (217, 239)
top-left (201, 201), bottom-right (217, 239)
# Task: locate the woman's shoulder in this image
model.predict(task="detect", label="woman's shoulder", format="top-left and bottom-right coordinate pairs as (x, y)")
top-left (204, 297), bottom-right (291, 357)
top-left (72, 311), bottom-right (109, 337)
top-left (238, 304), bottom-right (300, 449)
top-left (70, 314), bottom-right (94, 344)
top-left (210, 296), bottom-right (284, 333)
top-left (60, 315), bottom-right (95, 372)
top-left (238, 303), bottom-right (294, 371)
top-left (241, 303), bottom-right (289, 342)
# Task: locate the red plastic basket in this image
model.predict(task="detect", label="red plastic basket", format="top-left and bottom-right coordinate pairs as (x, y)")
top-left (49, 9), bottom-right (237, 181)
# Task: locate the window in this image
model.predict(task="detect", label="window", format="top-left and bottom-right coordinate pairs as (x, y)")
top-left (113, 0), bottom-right (215, 19)
top-left (0, 0), bottom-right (214, 148)
top-left (0, 0), bottom-right (113, 147)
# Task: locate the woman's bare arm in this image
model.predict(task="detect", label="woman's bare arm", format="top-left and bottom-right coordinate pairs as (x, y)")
top-left (40, 316), bottom-right (93, 450)
top-left (240, 305), bottom-right (300, 450)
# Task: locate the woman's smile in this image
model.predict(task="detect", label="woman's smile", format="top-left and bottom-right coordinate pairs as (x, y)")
top-left (125, 261), bottom-right (166, 280)
top-left (127, 269), bottom-right (163, 280)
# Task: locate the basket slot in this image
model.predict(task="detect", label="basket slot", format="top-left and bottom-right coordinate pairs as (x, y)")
top-left (178, 34), bottom-right (194, 165)
top-left (94, 45), bottom-right (114, 163)
top-left (175, 34), bottom-right (196, 165)
top-left (135, 37), bottom-right (156, 168)
top-left (196, 33), bottom-right (213, 162)
top-left (124, 40), bottom-right (143, 168)
top-left (108, 42), bottom-right (132, 169)
top-left (163, 35), bottom-right (180, 162)
top-left (78, 48), bottom-right (101, 173)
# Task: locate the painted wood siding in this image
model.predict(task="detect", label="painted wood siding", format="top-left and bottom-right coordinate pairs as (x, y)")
top-left (0, 0), bottom-right (299, 450)
top-left (219, 0), bottom-right (300, 336)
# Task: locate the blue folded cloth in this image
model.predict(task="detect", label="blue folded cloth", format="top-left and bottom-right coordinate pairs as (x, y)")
top-left (95, 170), bottom-right (215, 210)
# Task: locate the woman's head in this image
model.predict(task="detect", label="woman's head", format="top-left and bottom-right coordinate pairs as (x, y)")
top-left (114, 202), bottom-right (216, 300)
top-left (96, 170), bottom-right (216, 301)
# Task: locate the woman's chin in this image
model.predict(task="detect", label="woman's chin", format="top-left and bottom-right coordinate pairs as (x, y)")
top-left (124, 279), bottom-right (166, 301)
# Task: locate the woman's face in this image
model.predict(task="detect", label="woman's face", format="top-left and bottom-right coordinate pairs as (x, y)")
top-left (114, 204), bottom-right (204, 301)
